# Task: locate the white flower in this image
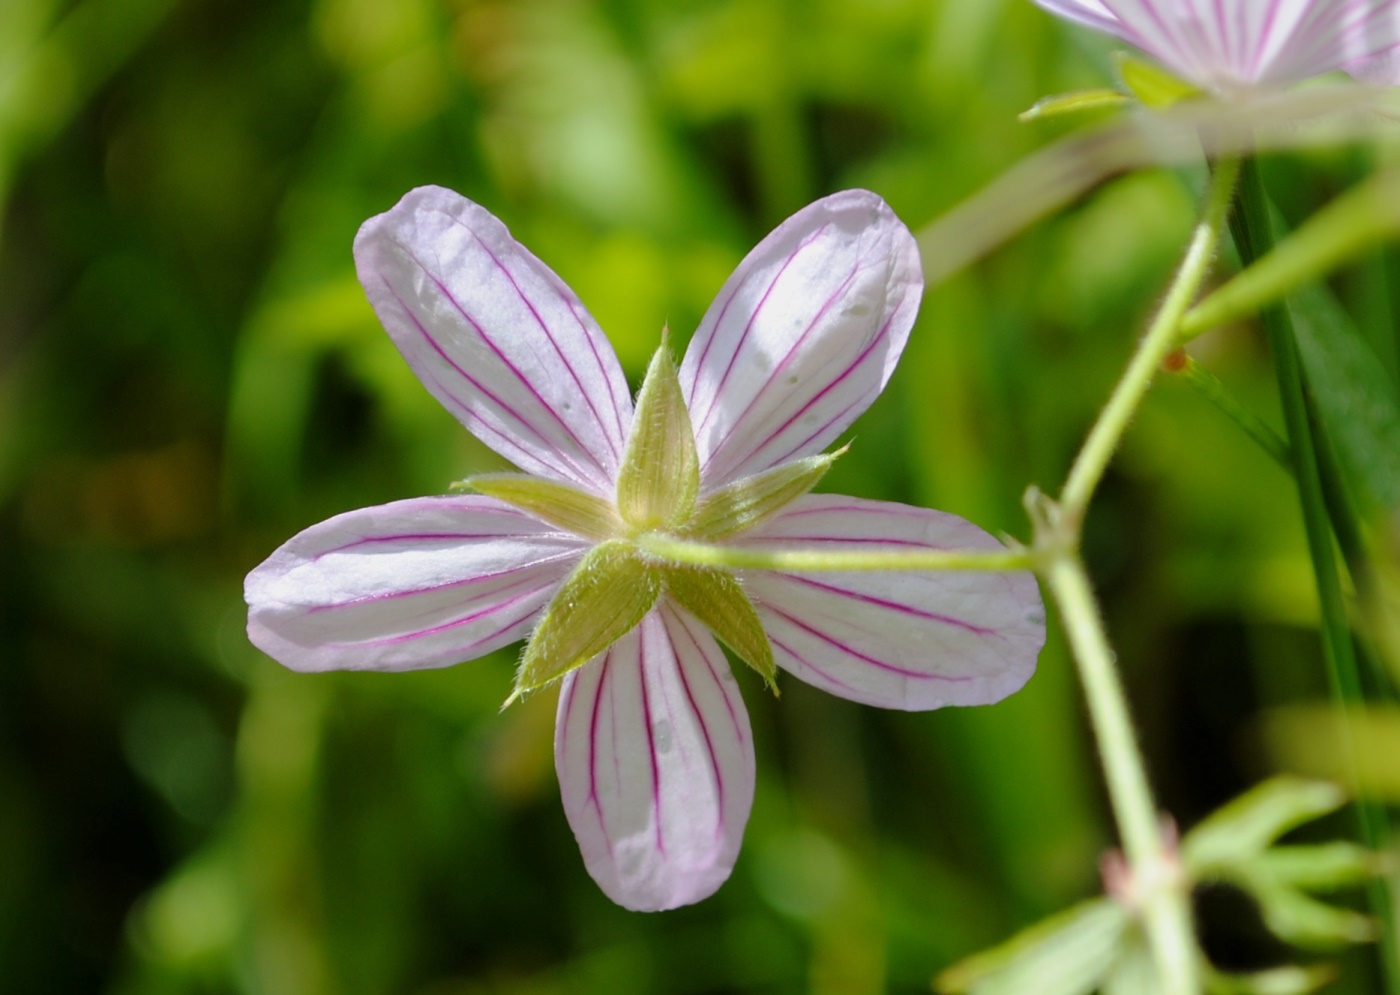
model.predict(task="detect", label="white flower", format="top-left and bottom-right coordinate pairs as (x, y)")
top-left (244, 186), bottom-right (1045, 911)
top-left (1032, 0), bottom-right (1400, 89)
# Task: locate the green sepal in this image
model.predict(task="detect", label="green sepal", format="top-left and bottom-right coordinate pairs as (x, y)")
top-left (1114, 52), bottom-right (1199, 108)
top-left (616, 334), bottom-right (700, 531)
top-left (684, 450), bottom-right (841, 539)
top-left (511, 539), bottom-right (661, 701)
top-left (464, 474), bottom-right (619, 540)
top-left (1019, 88), bottom-right (1131, 122)
top-left (663, 566), bottom-right (777, 693)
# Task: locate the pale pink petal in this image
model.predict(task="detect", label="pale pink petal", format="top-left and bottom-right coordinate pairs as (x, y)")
top-left (1335, 2), bottom-right (1400, 83)
top-left (1252, 0), bottom-right (1400, 84)
top-left (1098, 0), bottom-right (1243, 83)
top-left (1030, 0), bottom-right (1130, 35)
top-left (1033, 0), bottom-right (1400, 87)
top-left (678, 190), bottom-right (922, 487)
top-left (1346, 46), bottom-right (1400, 83)
top-left (735, 494), bottom-right (1044, 711)
top-left (246, 495), bottom-right (588, 672)
top-left (354, 186), bottom-right (633, 494)
top-left (1035, 0), bottom-right (1236, 84)
top-left (554, 605), bottom-right (755, 911)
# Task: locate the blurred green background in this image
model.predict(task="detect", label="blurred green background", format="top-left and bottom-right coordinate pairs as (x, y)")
top-left (3, 0), bottom-right (1396, 992)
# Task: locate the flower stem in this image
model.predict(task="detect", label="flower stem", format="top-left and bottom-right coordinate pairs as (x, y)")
top-left (1036, 158), bottom-right (1241, 995)
top-left (636, 534), bottom-right (1036, 573)
top-left (1173, 355), bottom-right (1291, 469)
top-left (1231, 157), bottom-right (1400, 994)
top-left (1060, 157), bottom-right (1241, 527)
top-left (1181, 168), bottom-right (1400, 343)
top-left (1042, 550), bottom-right (1198, 995)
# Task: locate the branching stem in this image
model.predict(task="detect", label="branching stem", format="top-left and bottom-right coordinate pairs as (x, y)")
top-left (1036, 157), bottom-right (1241, 995)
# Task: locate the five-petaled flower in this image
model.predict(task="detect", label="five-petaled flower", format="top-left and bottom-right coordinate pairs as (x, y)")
top-left (244, 186), bottom-right (1045, 911)
top-left (1030, 0), bottom-right (1400, 90)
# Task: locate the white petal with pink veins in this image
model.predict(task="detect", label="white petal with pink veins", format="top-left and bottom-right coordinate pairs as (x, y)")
top-left (678, 190), bottom-right (922, 487)
top-left (355, 186), bottom-right (634, 494)
top-left (1030, 0), bottom-right (1400, 87)
top-left (737, 494), bottom-right (1044, 711)
top-left (246, 495), bottom-right (588, 672)
top-left (554, 606), bottom-right (755, 911)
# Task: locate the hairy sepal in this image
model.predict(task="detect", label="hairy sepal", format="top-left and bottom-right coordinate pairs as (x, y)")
top-left (515, 539), bottom-right (661, 698)
top-left (685, 451), bottom-right (839, 539)
top-left (663, 566), bottom-right (777, 693)
top-left (616, 338), bottom-right (700, 531)
top-left (465, 474), bottom-right (619, 540)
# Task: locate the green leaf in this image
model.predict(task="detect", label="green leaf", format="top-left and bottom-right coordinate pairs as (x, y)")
top-left (462, 473), bottom-right (619, 539)
top-left (1182, 777), bottom-right (1346, 875)
top-left (684, 450), bottom-right (839, 539)
top-left (935, 898), bottom-right (1130, 995)
top-left (1113, 53), bottom-right (1199, 108)
top-left (1260, 843), bottom-right (1383, 892)
top-left (1019, 89), bottom-right (1131, 122)
top-left (616, 336), bottom-right (700, 531)
top-left (663, 566), bottom-right (776, 691)
top-left (1289, 283), bottom-right (1400, 514)
top-left (513, 540), bottom-right (661, 700)
top-left (1246, 875), bottom-right (1377, 950)
top-left (1205, 963), bottom-right (1338, 995)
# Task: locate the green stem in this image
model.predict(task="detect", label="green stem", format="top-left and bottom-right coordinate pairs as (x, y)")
top-left (1181, 169), bottom-right (1400, 342)
top-left (1035, 158), bottom-right (1242, 995)
top-left (637, 535), bottom-right (1035, 573)
top-left (1232, 157), bottom-right (1400, 994)
top-left (1042, 551), bottom-right (1199, 995)
top-left (1175, 356), bottom-right (1292, 469)
top-left (1060, 157), bottom-right (1241, 526)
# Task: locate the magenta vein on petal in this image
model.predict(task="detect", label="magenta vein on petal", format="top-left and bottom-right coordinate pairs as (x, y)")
top-left (760, 602), bottom-right (981, 681)
top-left (461, 222), bottom-right (627, 467)
top-left (690, 223), bottom-right (832, 438)
top-left (664, 609), bottom-right (729, 835)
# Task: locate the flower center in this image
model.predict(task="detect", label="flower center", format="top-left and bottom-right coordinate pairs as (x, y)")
top-left (478, 337), bottom-right (842, 704)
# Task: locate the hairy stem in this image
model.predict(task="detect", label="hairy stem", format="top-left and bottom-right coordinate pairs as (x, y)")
top-left (1039, 158), bottom-right (1242, 995)
top-left (636, 535), bottom-right (1035, 573)
top-left (1042, 551), bottom-right (1198, 995)
top-left (1060, 158), bottom-right (1241, 527)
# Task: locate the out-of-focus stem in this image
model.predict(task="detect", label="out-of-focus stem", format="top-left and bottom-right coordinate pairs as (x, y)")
top-left (1232, 158), bottom-right (1400, 994)
top-left (1181, 168), bottom-right (1400, 342)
